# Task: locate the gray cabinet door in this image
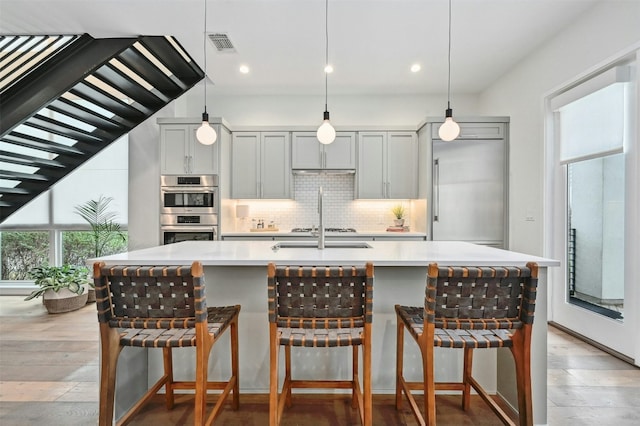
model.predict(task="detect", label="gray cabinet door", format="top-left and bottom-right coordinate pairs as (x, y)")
top-left (357, 131), bottom-right (417, 199)
top-left (431, 138), bottom-right (505, 244)
top-left (292, 131), bottom-right (355, 170)
top-left (324, 132), bottom-right (356, 169)
top-left (357, 132), bottom-right (386, 198)
top-left (160, 123), bottom-right (218, 175)
top-left (291, 132), bottom-right (322, 169)
top-left (160, 125), bottom-right (189, 174)
top-left (231, 132), bottom-right (260, 198)
top-left (190, 125), bottom-right (219, 175)
top-left (387, 132), bottom-right (417, 199)
top-left (261, 132), bottom-right (291, 199)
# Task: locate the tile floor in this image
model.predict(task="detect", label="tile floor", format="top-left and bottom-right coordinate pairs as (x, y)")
top-left (0, 296), bottom-right (638, 425)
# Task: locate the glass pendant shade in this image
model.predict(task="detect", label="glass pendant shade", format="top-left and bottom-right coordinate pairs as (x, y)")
top-left (317, 111), bottom-right (336, 145)
top-left (438, 117), bottom-right (460, 141)
top-left (196, 111), bottom-right (217, 145)
top-left (438, 108), bottom-right (460, 142)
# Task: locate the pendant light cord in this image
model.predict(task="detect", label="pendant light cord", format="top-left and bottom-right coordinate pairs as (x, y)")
top-left (203, 0), bottom-right (208, 114)
top-left (446, 0), bottom-right (452, 110)
top-left (324, 0), bottom-right (329, 112)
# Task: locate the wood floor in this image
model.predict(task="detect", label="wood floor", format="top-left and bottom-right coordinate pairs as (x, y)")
top-left (1, 297), bottom-right (638, 425)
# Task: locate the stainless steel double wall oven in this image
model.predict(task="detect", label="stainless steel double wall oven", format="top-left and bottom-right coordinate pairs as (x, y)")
top-left (160, 174), bottom-right (218, 244)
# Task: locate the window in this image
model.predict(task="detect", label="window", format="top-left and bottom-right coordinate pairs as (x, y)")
top-left (0, 231), bottom-right (49, 280)
top-left (0, 137), bottom-right (128, 286)
top-left (552, 63), bottom-right (631, 320)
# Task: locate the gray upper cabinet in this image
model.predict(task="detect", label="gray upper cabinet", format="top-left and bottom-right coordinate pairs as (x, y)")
top-left (431, 122), bottom-right (505, 140)
top-left (357, 131), bottom-right (417, 199)
top-left (231, 131), bottom-right (291, 199)
top-left (160, 123), bottom-right (219, 175)
top-left (291, 132), bottom-right (356, 170)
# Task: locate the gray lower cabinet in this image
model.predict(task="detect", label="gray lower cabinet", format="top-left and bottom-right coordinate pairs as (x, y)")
top-left (357, 131), bottom-right (417, 199)
top-left (231, 132), bottom-right (291, 199)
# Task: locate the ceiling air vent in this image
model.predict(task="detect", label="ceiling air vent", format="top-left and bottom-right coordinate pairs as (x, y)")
top-left (208, 33), bottom-right (236, 52)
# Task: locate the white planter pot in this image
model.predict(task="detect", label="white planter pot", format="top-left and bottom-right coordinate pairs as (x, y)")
top-left (43, 287), bottom-right (88, 314)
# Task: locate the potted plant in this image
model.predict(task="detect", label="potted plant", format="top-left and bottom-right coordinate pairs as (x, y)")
top-left (74, 195), bottom-right (127, 302)
top-left (392, 204), bottom-right (406, 227)
top-left (24, 264), bottom-right (90, 313)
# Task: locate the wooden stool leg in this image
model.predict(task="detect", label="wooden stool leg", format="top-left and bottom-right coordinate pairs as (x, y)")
top-left (99, 326), bottom-right (121, 426)
top-left (162, 347), bottom-right (175, 410)
top-left (511, 327), bottom-right (533, 426)
top-left (230, 315), bottom-right (240, 410)
top-left (422, 341), bottom-right (436, 426)
top-left (194, 339), bottom-right (212, 426)
top-left (284, 345), bottom-right (292, 408)
top-left (395, 316), bottom-right (404, 410)
top-left (363, 324), bottom-right (372, 426)
top-left (269, 324), bottom-right (279, 426)
top-left (352, 345), bottom-right (359, 408)
top-left (462, 347), bottom-right (473, 411)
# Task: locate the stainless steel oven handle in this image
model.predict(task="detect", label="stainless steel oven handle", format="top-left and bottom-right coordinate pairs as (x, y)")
top-left (160, 188), bottom-right (215, 193)
top-left (160, 226), bottom-right (217, 232)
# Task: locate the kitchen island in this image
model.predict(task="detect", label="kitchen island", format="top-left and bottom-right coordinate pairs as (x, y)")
top-left (96, 240), bottom-right (558, 424)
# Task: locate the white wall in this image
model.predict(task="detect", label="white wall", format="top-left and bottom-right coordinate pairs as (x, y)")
top-left (175, 92), bottom-right (480, 128)
top-left (475, 0), bottom-right (640, 408)
top-left (477, 0), bottom-right (640, 256)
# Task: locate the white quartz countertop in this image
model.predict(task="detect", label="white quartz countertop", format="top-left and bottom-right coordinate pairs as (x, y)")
top-left (221, 231), bottom-right (428, 238)
top-left (93, 240), bottom-right (559, 267)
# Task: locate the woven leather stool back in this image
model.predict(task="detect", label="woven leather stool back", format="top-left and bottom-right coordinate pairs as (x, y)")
top-left (268, 265), bottom-right (373, 329)
top-left (427, 264), bottom-right (537, 331)
top-left (95, 264), bottom-right (206, 330)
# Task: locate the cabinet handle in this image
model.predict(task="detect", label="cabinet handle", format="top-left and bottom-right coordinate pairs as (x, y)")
top-left (434, 158), bottom-right (440, 221)
top-left (184, 156), bottom-right (188, 173)
top-left (189, 156), bottom-right (193, 174)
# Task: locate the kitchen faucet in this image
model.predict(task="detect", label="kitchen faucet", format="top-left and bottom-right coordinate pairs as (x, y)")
top-left (318, 186), bottom-right (325, 249)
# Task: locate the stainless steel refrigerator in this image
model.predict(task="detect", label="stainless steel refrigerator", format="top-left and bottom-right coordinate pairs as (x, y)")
top-left (430, 136), bottom-right (508, 248)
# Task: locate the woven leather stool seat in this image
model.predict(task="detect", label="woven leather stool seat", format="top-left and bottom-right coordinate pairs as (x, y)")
top-left (94, 262), bottom-right (240, 426)
top-left (277, 326), bottom-right (364, 347)
top-left (267, 263), bottom-right (374, 426)
top-left (396, 305), bottom-right (519, 349)
top-left (395, 263), bottom-right (538, 426)
top-left (118, 306), bottom-right (240, 348)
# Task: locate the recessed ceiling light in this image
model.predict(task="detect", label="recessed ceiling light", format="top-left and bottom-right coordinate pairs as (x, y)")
top-left (239, 65), bottom-right (250, 74)
top-left (324, 64), bottom-right (334, 73)
top-left (411, 63), bottom-right (421, 73)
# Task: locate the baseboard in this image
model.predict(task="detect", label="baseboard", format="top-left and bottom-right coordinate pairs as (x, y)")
top-left (548, 322), bottom-right (635, 366)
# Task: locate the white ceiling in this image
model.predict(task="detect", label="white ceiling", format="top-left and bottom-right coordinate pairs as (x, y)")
top-left (1, 0), bottom-right (599, 96)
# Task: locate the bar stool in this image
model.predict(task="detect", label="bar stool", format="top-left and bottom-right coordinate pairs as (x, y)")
top-left (267, 263), bottom-right (374, 426)
top-left (395, 262), bottom-right (538, 426)
top-left (93, 261), bottom-right (240, 426)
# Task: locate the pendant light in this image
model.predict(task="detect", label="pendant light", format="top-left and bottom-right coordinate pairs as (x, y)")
top-left (438, 0), bottom-right (460, 142)
top-left (317, 0), bottom-right (336, 145)
top-left (196, 0), bottom-right (217, 145)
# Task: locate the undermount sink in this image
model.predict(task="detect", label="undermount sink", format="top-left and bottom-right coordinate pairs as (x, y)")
top-left (271, 241), bottom-right (372, 250)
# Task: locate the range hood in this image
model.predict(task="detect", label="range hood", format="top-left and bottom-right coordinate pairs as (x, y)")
top-left (292, 169), bottom-right (355, 175)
